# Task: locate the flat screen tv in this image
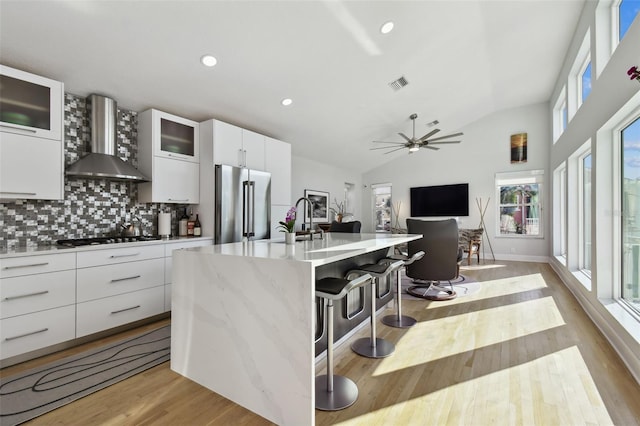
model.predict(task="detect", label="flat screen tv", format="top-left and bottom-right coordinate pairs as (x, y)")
top-left (410, 183), bottom-right (469, 217)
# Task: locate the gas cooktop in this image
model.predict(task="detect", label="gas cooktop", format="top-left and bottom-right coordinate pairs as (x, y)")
top-left (56, 236), bottom-right (162, 248)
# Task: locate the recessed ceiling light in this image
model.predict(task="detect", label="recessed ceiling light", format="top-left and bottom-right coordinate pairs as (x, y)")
top-left (281, 98), bottom-right (293, 106)
top-left (200, 55), bottom-right (217, 67)
top-left (380, 21), bottom-right (394, 34)
top-left (409, 143), bottom-right (420, 152)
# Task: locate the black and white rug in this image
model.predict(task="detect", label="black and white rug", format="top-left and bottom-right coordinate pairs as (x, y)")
top-left (400, 273), bottom-right (481, 301)
top-left (0, 325), bottom-right (170, 426)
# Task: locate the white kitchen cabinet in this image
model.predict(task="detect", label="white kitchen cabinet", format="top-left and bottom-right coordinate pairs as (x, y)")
top-left (0, 251), bottom-right (76, 360)
top-left (0, 65), bottom-right (64, 201)
top-left (265, 136), bottom-right (291, 206)
top-left (138, 108), bottom-right (200, 204)
top-left (208, 119), bottom-right (265, 170)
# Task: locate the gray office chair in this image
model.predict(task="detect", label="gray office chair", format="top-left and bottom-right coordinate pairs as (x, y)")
top-left (328, 220), bottom-right (361, 233)
top-left (405, 218), bottom-right (460, 300)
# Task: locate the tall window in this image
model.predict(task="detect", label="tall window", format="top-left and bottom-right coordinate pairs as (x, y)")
top-left (554, 164), bottom-right (567, 259)
top-left (496, 171), bottom-right (543, 237)
top-left (618, 0), bottom-right (640, 42)
top-left (581, 153), bottom-right (592, 275)
top-left (581, 60), bottom-right (592, 104)
top-left (553, 88), bottom-right (567, 142)
top-left (621, 116), bottom-right (640, 311)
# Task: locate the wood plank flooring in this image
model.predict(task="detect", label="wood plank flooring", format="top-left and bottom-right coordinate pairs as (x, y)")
top-left (2, 261), bottom-right (639, 425)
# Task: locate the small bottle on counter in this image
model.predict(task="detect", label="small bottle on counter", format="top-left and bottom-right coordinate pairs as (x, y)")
top-left (194, 214), bottom-right (201, 237)
top-left (179, 208), bottom-right (189, 237)
top-left (187, 209), bottom-right (195, 237)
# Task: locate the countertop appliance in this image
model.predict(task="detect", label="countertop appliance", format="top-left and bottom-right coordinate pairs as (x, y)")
top-left (56, 236), bottom-right (161, 247)
top-left (215, 164), bottom-right (270, 244)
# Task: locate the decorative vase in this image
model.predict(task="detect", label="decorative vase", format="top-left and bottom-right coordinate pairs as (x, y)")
top-left (336, 214), bottom-right (343, 223)
top-left (285, 232), bottom-right (296, 245)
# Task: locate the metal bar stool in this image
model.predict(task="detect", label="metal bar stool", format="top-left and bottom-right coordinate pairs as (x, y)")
top-left (346, 259), bottom-right (404, 358)
top-left (315, 273), bottom-right (373, 411)
top-left (380, 250), bottom-right (426, 328)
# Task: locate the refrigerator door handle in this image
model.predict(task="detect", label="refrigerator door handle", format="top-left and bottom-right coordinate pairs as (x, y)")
top-left (242, 180), bottom-right (249, 237)
top-left (249, 181), bottom-right (256, 237)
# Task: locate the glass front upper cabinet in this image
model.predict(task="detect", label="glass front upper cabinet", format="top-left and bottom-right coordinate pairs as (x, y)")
top-left (0, 65), bottom-right (63, 141)
top-left (151, 109), bottom-right (199, 163)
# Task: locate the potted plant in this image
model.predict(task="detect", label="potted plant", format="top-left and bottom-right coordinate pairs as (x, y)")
top-left (277, 206), bottom-right (297, 244)
top-left (329, 198), bottom-right (346, 222)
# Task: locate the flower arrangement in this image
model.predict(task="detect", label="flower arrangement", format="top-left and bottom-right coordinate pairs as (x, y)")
top-left (628, 66), bottom-right (640, 83)
top-left (329, 198), bottom-right (346, 216)
top-left (277, 206), bottom-right (296, 233)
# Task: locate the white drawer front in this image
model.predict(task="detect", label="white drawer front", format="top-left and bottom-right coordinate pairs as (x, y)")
top-left (164, 284), bottom-right (171, 312)
top-left (0, 253), bottom-right (76, 279)
top-left (164, 257), bottom-right (172, 285)
top-left (164, 239), bottom-right (212, 256)
top-left (1, 305), bottom-right (76, 360)
top-left (77, 258), bottom-right (164, 302)
top-left (0, 270), bottom-right (75, 319)
top-left (77, 244), bottom-right (164, 268)
top-left (76, 286), bottom-right (164, 337)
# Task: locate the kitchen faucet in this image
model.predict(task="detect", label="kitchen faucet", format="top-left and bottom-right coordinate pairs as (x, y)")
top-left (295, 197), bottom-right (322, 240)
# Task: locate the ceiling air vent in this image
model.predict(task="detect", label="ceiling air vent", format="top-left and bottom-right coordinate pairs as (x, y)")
top-left (388, 76), bottom-right (409, 91)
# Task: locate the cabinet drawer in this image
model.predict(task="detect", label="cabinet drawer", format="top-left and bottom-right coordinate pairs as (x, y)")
top-left (77, 258), bottom-right (164, 302)
top-left (0, 252), bottom-right (76, 279)
top-left (1, 305), bottom-right (75, 360)
top-left (1, 270), bottom-right (75, 319)
top-left (164, 239), bottom-right (212, 255)
top-left (76, 286), bottom-right (164, 337)
top-left (77, 244), bottom-right (164, 268)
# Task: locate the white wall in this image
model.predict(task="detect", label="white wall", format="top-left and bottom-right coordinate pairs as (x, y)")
top-left (362, 102), bottom-right (550, 261)
top-left (290, 155), bottom-right (362, 228)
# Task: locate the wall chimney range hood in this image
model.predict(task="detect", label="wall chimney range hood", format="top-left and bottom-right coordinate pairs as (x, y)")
top-left (65, 94), bottom-right (149, 182)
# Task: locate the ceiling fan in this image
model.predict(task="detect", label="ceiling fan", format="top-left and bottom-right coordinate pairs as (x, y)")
top-left (370, 113), bottom-right (463, 154)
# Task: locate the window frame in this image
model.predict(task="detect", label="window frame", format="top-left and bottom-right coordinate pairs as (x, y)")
top-left (495, 170), bottom-right (544, 239)
top-left (553, 87), bottom-right (567, 143)
top-left (553, 162), bottom-right (568, 262)
top-left (578, 149), bottom-right (593, 277)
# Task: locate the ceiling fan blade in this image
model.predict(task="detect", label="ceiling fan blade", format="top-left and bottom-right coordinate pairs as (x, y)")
top-left (372, 141), bottom-right (405, 145)
top-left (418, 128), bottom-right (440, 141)
top-left (425, 146), bottom-right (440, 150)
top-left (370, 145), bottom-right (406, 150)
top-left (383, 146), bottom-right (408, 154)
top-left (427, 140), bottom-right (461, 144)
top-left (398, 132), bottom-right (412, 142)
top-left (427, 132), bottom-right (464, 142)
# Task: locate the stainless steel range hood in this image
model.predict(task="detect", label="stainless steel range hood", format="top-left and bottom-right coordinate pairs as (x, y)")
top-left (65, 94), bottom-right (149, 182)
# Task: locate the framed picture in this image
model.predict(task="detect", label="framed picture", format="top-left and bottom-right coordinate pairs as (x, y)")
top-left (303, 189), bottom-right (329, 223)
top-left (510, 133), bottom-right (527, 163)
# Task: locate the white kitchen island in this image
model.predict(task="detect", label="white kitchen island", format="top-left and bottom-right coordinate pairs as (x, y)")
top-left (170, 233), bottom-right (421, 426)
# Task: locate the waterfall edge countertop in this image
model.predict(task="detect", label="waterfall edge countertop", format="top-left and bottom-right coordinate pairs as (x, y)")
top-left (170, 233), bottom-right (421, 426)
top-left (186, 232), bottom-right (421, 266)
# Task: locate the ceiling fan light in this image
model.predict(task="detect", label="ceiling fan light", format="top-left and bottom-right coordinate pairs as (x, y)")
top-left (409, 144), bottom-right (420, 152)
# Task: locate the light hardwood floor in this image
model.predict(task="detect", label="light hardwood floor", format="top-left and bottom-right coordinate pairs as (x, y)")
top-left (2, 261), bottom-right (639, 425)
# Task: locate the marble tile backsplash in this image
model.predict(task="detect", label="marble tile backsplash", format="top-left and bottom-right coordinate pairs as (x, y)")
top-left (0, 93), bottom-right (186, 249)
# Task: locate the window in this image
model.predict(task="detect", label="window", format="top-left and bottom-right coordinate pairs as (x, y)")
top-left (581, 60), bottom-right (592, 104)
top-left (372, 183), bottom-right (392, 233)
top-left (496, 170), bottom-right (543, 237)
top-left (581, 153), bottom-right (593, 275)
top-left (553, 87), bottom-right (567, 142)
top-left (621, 115), bottom-right (640, 311)
top-left (554, 163), bottom-right (567, 260)
top-left (618, 0), bottom-right (640, 42)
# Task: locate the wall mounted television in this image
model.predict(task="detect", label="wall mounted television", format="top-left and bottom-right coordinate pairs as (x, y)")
top-left (410, 183), bottom-right (469, 217)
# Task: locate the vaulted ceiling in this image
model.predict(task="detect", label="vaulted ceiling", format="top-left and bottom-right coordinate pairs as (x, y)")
top-left (0, 0), bottom-right (585, 172)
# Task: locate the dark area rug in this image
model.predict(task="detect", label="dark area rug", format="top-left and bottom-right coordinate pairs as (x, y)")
top-left (0, 325), bottom-right (170, 426)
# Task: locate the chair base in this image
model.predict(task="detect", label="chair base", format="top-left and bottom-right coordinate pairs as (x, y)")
top-left (351, 337), bottom-right (395, 358)
top-left (315, 375), bottom-right (358, 411)
top-left (381, 314), bottom-right (417, 328)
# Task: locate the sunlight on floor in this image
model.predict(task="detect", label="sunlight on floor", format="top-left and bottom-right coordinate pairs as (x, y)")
top-left (460, 263), bottom-right (507, 271)
top-left (456, 273), bottom-right (549, 302)
top-left (374, 296), bottom-right (566, 376)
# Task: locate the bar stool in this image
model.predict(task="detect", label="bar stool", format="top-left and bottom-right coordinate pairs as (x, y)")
top-left (380, 251), bottom-right (426, 328)
top-left (347, 259), bottom-right (404, 358)
top-left (315, 273), bottom-right (373, 411)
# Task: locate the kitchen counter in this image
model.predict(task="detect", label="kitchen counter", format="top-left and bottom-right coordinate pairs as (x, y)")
top-left (171, 233), bottom-right (421, 426)
top-left (0, 236), bottom-right (213, 258)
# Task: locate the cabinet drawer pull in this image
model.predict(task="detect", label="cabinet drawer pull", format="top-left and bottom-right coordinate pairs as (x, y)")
top-left (4, 290), bottom-right (49, 301)
top-left (5, 328), bottom-right (49, 341)
top-left (168, 198), bottom-right (189, 202)
top-left (0, 123), bottom-right (37, 133)
top-left (109, 253), bottom-right (140, 259)
top-left (111, 305), bottom-right (141, 314)
top-left (110, 275), bottom-right (141, 283)
top-left (3, 262), bottom-right (49, 270)
top-left (1, 191), bottom-right (38, 196)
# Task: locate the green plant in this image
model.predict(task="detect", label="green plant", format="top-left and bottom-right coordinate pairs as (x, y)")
top-left (277, 206), bottom-right (296, 233)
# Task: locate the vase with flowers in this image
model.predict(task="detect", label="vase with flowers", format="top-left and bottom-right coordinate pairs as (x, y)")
top-left (277, 206), bottom-right (297, 244)
top-left (329, 198), bottom-right (346, 222)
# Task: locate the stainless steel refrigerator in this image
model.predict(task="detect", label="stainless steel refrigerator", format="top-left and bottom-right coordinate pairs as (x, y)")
top-left (215, 164), bottom-right (271, 244)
